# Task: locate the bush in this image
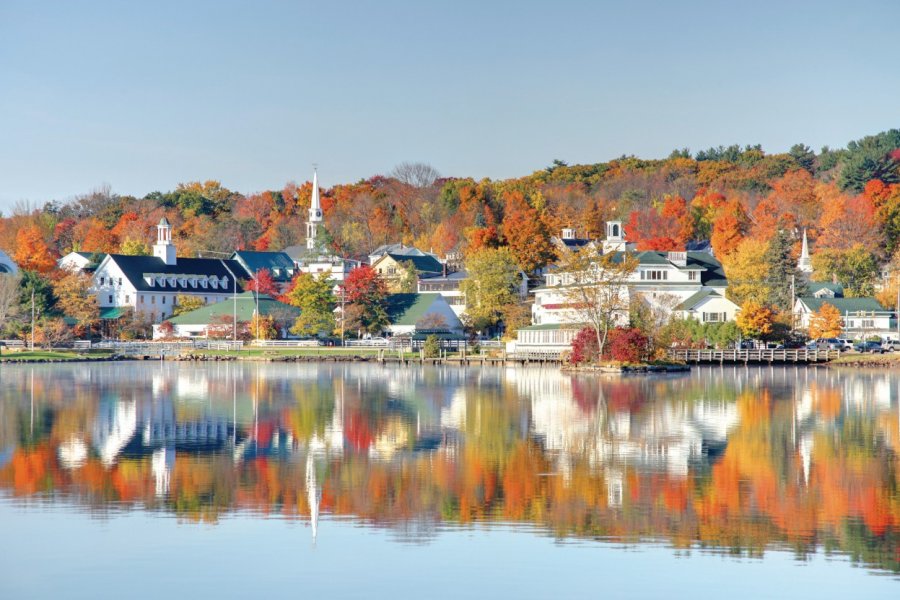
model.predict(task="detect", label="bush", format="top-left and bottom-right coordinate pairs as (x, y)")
top-left (605, 327), bottom-right (650, 363)
top-left (570, 328), bottom-right (599, 364)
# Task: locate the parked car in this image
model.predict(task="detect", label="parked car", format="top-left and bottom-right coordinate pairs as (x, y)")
top-left (836, 338), bottom-right (854, 351)
top-left (881, 339), bottom-right (900, 352)
top-left (807, 338), bottom-right (844, 351)
top-left (854, 340), bottom-right (885, 354)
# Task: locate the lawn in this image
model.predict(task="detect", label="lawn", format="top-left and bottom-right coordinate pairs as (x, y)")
top-left (0, 349), bottom-right (116, 362)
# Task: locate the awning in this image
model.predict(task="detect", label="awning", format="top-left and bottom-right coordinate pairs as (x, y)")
top-left (99, 307), bottom-right (126, 320)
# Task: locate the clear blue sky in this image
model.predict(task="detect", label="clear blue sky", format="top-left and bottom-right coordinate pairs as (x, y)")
top-left (1, 0), bottom-right (898, 212)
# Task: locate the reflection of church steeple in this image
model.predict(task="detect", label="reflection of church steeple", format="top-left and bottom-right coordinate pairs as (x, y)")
top-left (306, 453), bottom-right (321, 544)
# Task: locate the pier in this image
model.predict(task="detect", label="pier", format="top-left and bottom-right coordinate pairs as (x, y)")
top-left (668, 348), bottom-right (840, 364)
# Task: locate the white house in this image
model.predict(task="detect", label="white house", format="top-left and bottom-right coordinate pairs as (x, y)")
top-left (58, 251), bottom-right (106, 273)
top-left (91, 218), bottom-right (247, 321)
top-left (793, 296), bottom-right (897, 341)
top-left (384, 293), bottom-right (464, 336)
top-left (519, 221), bottom-right (739, 352)
top-left (0, 249), bottom-right (17, 275)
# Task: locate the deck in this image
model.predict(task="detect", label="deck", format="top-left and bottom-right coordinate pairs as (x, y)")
top-left (668, 349), bottom-right (840, 364)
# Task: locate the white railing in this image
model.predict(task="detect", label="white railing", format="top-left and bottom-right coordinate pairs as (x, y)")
top-left (669, 349), bottom-right (840, 362)
top-left (251, 339), bottom-right (320, 348)
top-left (345, 339), bottom-right (391, 348)
top-left (73, 340), bottom-right (92, 350)
top-left (0, 340), bottom-right (25, 349)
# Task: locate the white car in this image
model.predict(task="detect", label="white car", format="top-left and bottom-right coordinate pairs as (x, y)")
top-left (882, 339), bottom-right (900, 352)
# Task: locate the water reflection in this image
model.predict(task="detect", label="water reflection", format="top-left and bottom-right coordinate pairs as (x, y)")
top-left (0, 363), bottom-right (898, 573)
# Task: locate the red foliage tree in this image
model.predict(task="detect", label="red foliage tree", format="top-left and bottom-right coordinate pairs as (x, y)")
top-left (246, 268), bottom-right (279, 296)
top-left (569, 327), bottom-right (599, 364)
top-left (343, 265), bottom-right (388, 304)
top-left (604, 327), bottom-right (649, 363)
top-left (625, 207), bottom-right (682, 251)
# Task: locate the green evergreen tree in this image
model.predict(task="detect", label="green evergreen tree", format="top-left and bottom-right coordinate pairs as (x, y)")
top-left (764, 228), bottom-right (806, 313)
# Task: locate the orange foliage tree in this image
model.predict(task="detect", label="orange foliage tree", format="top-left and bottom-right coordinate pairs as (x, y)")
top-left (501, 191), bottom-right (554, 273)
top-left (808, 302), bottom-right (842, 338)
top-left (14, 225), bottom-right (57, 273)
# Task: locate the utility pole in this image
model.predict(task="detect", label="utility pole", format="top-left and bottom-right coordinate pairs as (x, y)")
top-left (340, 285), bottom-right (346, 347)
top-left (254, 269), bottom-right (260, 340)
top-left (30, 289), bottom-right (35, 351)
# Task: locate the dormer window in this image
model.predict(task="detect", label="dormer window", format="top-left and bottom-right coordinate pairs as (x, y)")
top-left (200, 278), bottom-right (208, 289)
top-left (221, 276), bottom-right (229, 288)
top-left (189, 278), bottom-right (197, 288)
top-left (211, 278), bottom-right (219, 289)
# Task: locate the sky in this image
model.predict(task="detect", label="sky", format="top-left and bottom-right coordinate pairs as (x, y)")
top-left (1, 0), bottom-right (899, 212)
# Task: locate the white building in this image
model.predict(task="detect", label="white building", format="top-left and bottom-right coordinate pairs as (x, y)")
top-left (417, 269), bottom-right (529, 318)
top-left (793, 296), bottom-right (897, 341)
top-left (519, 221), bottom-right (739, 351)
top-left (91, 218), bottom-right (247, 321)
top-left (0, 249), bottom-right (17, 275)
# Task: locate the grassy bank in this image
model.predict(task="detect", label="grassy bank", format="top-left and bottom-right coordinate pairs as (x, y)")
top-left (828, 352), bottom-right (900, 367)
top-left (0, 350), bottom-right (117, 362)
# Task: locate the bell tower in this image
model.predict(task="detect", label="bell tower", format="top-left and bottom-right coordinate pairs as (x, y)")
top-left (153, 217), bottom-right (177, 265)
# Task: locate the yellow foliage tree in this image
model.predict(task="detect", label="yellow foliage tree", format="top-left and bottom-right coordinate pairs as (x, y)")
top-left (736, 301), bottom-right (775, 340)
top-left (722, 237), bottom-right (770, 306)
top-left (808, 302), bottom-right (842, 338)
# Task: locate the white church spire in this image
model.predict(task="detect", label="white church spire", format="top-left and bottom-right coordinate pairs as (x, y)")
top-left (306, 168), bottom-right (323, 251)
top-left (798, 228), bottom-right (812, 275)
top-left (153, 217), bottom-right (176, 265)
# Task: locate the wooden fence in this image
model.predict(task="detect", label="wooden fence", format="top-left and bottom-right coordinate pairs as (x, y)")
top-left (669, 349), bottom-right (840, 363)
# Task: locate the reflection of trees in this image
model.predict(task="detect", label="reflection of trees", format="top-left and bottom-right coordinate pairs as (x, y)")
top-left (0, 365), bottom-right (897, 572)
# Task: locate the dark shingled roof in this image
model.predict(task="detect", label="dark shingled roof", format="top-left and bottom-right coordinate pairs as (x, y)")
top-left (105, 254), bottom-right (247, 293)
top-left (230, 251), bottom-right (295, 282)
top-left (385, 253), bottom-right (444, 274)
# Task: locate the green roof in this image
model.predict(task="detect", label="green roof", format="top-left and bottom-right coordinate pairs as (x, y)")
top-left (99, 307), bottom-right (127, 320)
top-left (385, 253), bottom-right (443, 274)
top-left (807, 282), bottom-right (844, 297)
top-left (797, 297), bottom-right (885, 314)
top-left (385, 293), bottom-right (444, 326)
top-left (168, 292), bottom-right (300, 325)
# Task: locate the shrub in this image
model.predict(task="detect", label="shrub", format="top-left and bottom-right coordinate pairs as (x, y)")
top-left (423, 334), bottom-right (441, 358)
top-left (605, 327), bottom-right (650, 363)
top-left (570, 327), bottom-right (599, 364)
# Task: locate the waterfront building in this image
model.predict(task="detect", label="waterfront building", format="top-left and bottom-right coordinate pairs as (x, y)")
top-left (58, 251), bottom-right (106, 273)
top-left (793, 296), bottom-right (897, 340)
top-left (152, 291), bottom-right (300, 339)
top-left (371, 251), bottom-right (444, 292)
top-left (229, 250), bottom-right (296, 291)
top-left (417, 268), bottom-right (530, 318)
top-left (92, 218), bottom-right (247, 321)
top-left (519, 223), bottom-right (739, 351)
top-left (384, 293), bottom-right (465, 336)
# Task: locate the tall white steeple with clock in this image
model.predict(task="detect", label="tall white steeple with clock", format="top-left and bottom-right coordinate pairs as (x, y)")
top-left (306, 168), bottom-right (323, 250)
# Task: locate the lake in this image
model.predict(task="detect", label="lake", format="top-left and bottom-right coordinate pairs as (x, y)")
top-left (0, 362), bottom-right (898, 599)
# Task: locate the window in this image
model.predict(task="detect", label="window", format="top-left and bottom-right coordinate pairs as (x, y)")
top-left (641, 270), bottom-right (668, 281)
top-left (162, 296), bottom-right (166, 304)
top-left (108, 295), bottom-right (113, 303)
top-left (862, 319), bottom-right (875, 328)
top-left (118, 278), bottom-right (122, 286)
top-left (100, 277), bottom-right (105, 285)
top-left (125, 295), bottom-right (130, 303)
top-left (151, 296), bottom-right (156, 305)
top-left (140, 295), bottom-right (144, 304)
top-left (702, 312), bottom-right (728, 323)
top-left (688, 271), bottom-right (698, 281)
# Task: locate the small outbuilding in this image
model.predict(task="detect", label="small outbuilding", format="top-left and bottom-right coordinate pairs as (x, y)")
top-left (153, 292), bottom-right (300, 339)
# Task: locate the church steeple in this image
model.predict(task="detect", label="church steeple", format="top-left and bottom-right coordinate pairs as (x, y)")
top-left (306, 168), bottom-right (323, 251)
top-left (798, 228), bottom-right (812, 275)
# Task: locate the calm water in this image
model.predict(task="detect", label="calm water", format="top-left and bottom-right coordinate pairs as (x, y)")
top-left (0, 362), bottom-right (898, 599)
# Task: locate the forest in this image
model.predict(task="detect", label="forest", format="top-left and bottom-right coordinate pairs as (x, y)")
top-left (2, 128), bottom-right (900, 340)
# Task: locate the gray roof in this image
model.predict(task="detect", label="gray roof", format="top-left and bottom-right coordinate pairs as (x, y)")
top-left (105, 254), bottom-right (247, 293)
top-left (675, 289), bottom-right (731, 311)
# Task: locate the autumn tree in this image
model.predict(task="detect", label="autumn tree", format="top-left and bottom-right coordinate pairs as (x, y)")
top-left (285, 273), bottom-right (336, 338)
top-left (811, 244), bottom-right (879, 297)
top-left (555, 245), bottom-right (639, 356)
top-left (250, 314), bottom-right (277, 340)
top-left (710, 199), bottom-right (748, 258)
top-left (816, 193), bottom-right (881, 252)
top-left (52, 272), bottom-right (98, 332)
top-left (460, 247), bottom-right (522, 331)
top-left (736, 301), bottom-right (775, 340)
top-left (0, 274), bottom-right (21, 335)
top-left (245, 268), bottom-right (279, 296)
top-left (342, 266), bottom-right (389, 335)
top-left (14, 225), bottom-right (56, 273)
top-left (120, 238), bottom-right (150, 256)
top-left (501, 191), bottom-right (555, 273)
top-left (722, 238), bottom-right (769, 306)
top-left (808, 302), bottom-right (842, 339)
top-left (624, 206), bottom-right (682, 251)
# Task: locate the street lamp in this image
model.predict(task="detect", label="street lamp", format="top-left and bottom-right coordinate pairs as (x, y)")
top-left (219, 259), bottom-right (238, 343)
